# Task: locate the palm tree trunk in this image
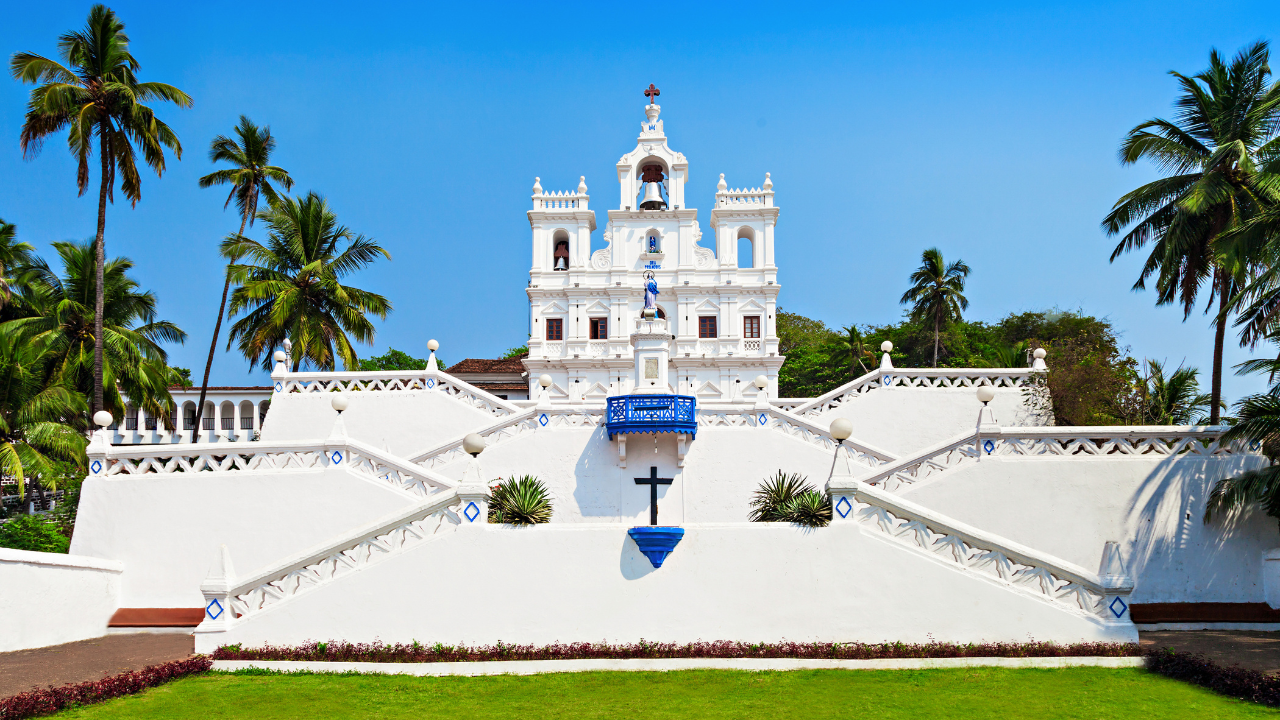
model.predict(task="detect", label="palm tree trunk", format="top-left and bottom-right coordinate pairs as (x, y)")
top-left (92, 131), bottom-right (109, 418)
top-left (933, 309), bottom-right (940, 366)
top-left (1211, 270), bottom-right (1227, 425)
top-left (191, 215), bottom-right (247, 442)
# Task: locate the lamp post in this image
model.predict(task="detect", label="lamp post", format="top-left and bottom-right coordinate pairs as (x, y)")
top-left (976, 386), bottom-right (997, 459)
top-left (537, 373), bottom-right (553, 409)
top-left (458, 432), bottom-right (490, 526)
top-left (753, 374), bottom-right (769, 409)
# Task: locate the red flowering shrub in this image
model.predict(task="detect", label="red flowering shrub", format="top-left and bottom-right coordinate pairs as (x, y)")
top-left (1145, 649), bottom-right (1280, 707)
top-left (0, 656), bottom-right (211, 719)
top-left (212, 639), bottom-right (1142, 663)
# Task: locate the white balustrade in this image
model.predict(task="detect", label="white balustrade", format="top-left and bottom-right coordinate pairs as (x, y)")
top-left (858, 425), bottom-right (1251, 493)
top-left (410, 407), bottom-right (605, 470)
top-left (790, 369), bottom-right (1038, 418)
top-left (831, 481), bottom-right (1133, 622)
top-left (533, 190), bottom-right (588, 210)
top-left (696, 405), bottom-right (895, 468)
top-left (273, 369), bottom-right (522, 419)
top-left (218, 491), bottom-right (463, 625)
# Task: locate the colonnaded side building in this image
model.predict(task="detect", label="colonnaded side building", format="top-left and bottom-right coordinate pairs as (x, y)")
top-left (3, 89), bottom-right (1275, 655)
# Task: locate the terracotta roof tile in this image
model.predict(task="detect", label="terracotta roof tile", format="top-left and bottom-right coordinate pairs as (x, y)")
top-left (446, 355), bottom-right (527, 374)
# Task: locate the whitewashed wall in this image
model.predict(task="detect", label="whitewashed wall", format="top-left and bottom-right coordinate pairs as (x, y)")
top-left (433, 426), bottom-right (848, 525)
top-left (259, 391), bottom-right (497, 456)
top-left (0, 549), bottom-right (121, 651)
top-left (198, 523), bottom-right (1132, 652)
top-left (816, 388), bottom-right (1034, 456)
top-left (71, 467), bottom-right (411, 608)
top-left (900, 454), bottom-right (1273, 604)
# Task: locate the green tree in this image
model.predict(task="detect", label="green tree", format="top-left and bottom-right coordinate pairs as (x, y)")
top-left (834, 325), bottom-right (873, 378)
top-left (0, 219), bottom-right (35, 307)
top-left (500, 346), bottom-right (529, 360)
top-left (1139, 359), bottom-right (1215, 425)
top-left (4, 241), bottom-right (186, 425)
top-left (0, 331), bottom-right (87, 503)
top-left (358, 348), bottom-right (427, 371)
top-left (899, 248), bottom-right (971, 366)
top-left (192, 117), bottom-right (293, 441)
top-left (10, 5), bottom-right (191, 417)
top-left (224, 192), bottom-right (391, 371)
top-left (1103, 41), bottom-right (1280, 424)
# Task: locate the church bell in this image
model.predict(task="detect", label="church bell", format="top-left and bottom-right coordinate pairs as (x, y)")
top-left (554, 256), bottom-right (568, 270)
top-left (639, 163), bottom-right (667, 210)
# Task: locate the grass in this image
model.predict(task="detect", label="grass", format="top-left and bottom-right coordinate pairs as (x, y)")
top-left (51, 668), bottom-right (1278, 719)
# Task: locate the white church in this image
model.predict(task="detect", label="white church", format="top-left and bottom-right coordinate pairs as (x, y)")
top-left (4, 88), bottom-right (1276, 655)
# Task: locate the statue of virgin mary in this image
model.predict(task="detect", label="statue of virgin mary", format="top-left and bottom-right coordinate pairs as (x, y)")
top-left (643, 271), bottom-right (659, 311)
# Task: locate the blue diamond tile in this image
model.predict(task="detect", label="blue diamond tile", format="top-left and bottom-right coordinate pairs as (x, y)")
top-left (463, 501), bottom-right (480, 522)
top-left (274, 381), bottom-right (282, 392)
top-left (1109, 596), bottom-right (1128, 619)
top-left (330, 450), bottom-right (343, 464)
top-left (882, 376), bottom-right (892, 386)
top-left (983, 440), bottom-right (995, 454)
top-left (206, 598), bottom-right (223, 620)
top-left (90, 460), bottom-right (102, 474)
top-left (1251, 441), bottom-right (1262, 451)
top-left (758, 413), bottom-right (768, 426)
top-left (426, 378), bottom-right (436, 389)
top-left (539, 413), bottom-right (549, 427)
top-left (835, 496), bottom-right (852, 519)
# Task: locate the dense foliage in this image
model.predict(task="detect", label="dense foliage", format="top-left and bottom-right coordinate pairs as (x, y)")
top-left (211, 639), bottom-right (1142, 662)
top-left (0, 513), bottom-right (70, 553)
top-left (358, 348), bottom-right (428, 371)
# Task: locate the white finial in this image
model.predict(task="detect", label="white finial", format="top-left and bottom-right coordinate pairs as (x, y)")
top-left (426, 339), bottom-right (440, 372)
top-left (93, 410), bottom-right (113, 428)
top-left (717, 173), bottom-right (727, 192)
top-left (427, 339), bottom-right (439, 352)
top-left (578, 176), bottom-right (588, 195)
top-left (1032, 347), bottom-right (1048, 371)
top-left (532, 177), bottom-right (542, 195)
top-left (880, 341), bottom-right (894, 370)
top-left (763, 172), bottom-right (773, 190)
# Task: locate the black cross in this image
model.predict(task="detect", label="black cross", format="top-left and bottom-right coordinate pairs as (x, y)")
top-left (635, 466), bottom-right (673, 526)
top-left (644, 83), bottom-right (661, 104)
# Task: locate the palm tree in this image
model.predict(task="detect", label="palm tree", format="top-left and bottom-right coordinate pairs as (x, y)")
top-left (10, 4), bottom-right (192, 417)
top-left (191, 117), bottom-right (293, 442)
top-left (1140, 359), bottom-right (1215, 425)
top-left (1103, 41), bottom-right (1280, 425)
top-left (900, 248), bottom-right (970, 366)
top-left (834, 325), bottom-right (872, 378)
top-left (4, 241), bottom-right (186, 425)
top-left (224, 192), bottom-right (391, 372)
top-left (980, 340), bottom-right (1029, 369)
top-left (1205, 356), bottom-right (1280, 530)
top-left (0, 219), bottom-right (35, 307)
top-left (0, 331), bottom-right (87, 502)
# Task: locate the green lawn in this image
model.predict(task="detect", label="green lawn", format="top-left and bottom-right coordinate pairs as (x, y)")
top-left (53, 668), bottom-right (1277, 719)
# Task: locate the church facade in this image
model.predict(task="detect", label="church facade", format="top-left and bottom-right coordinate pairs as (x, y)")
top-left (523, 98), bottom-right (783, 403)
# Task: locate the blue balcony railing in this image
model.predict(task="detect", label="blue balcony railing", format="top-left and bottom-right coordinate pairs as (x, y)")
top-left (605, 394), bottom-right (697, 439)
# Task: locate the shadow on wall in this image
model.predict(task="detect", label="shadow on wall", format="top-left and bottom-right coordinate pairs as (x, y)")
top-left (574, 425), bottom-right (624, 519)
top-left (1124, 453), bottom-right (1276, 603)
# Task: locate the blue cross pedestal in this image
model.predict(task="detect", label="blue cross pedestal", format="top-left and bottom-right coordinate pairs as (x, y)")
top-left (628, 527), bottom-right (685, 568)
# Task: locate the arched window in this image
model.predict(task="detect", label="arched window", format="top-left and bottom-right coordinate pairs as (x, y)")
top-left (737, 227), bottom-right (756, 269)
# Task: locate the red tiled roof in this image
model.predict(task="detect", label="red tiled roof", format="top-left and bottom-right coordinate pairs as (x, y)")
top-left (168, 386), bottom-right (272, 392)
top-left (470, 382), bottom-right (531, 392)
top-left (446, 355), bottom-right (527, 374)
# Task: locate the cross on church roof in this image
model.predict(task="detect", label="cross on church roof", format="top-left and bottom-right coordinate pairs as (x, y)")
top-left (644, 83), bottom-right (660, 105)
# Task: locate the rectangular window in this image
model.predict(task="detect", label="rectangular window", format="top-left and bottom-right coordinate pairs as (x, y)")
top-left (743, 316), bottom-right (761, 339)
top-left (699, 316), bottom-right (718, 339)
top-left (590, 317), bottom-right (607, 340)
top-left (546, 318), bottom-right (563, 341)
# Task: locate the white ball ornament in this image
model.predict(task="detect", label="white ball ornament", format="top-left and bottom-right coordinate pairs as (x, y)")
top-left (462, 433), bottom-right (486, 456)
top-left (331, 394), bottom-right (350, 413)
top-left (754, 375), bottom-right (769, 389)
top-left (830, 417), bottom-right (853, 441)
top-left (93, 410), bottom-right (114, 428)
top-left (274, 350), bottom-right (287, 363)
top-left (539, 374), bottom-right (553, 388)
top-left (428, 339), bottom-right (440, 352)
top-left (1033, 348), bottom-right (1047, 360)
top-left (880, 341), bottom-right (893, 353)
top-left (976, 387), bottom-right (996, 404)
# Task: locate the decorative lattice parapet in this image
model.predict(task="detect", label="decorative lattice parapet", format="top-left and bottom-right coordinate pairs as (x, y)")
top-left (89, 439), bottom-right (456, 499)
top-left (826, 480), bottom-right (1135, 624)
top-left (196, 491), bottom-right (463, 635)
top-left (856, 425), bottom-right (1253, 493)
top-left (409, 407), bottom-right (606, 470)
top-left (786, 369), bottom-right (1038, 419)
top-left (270, 369), bottom-right (523, 419)
top-left (696, 404), bottom-right (895, 468)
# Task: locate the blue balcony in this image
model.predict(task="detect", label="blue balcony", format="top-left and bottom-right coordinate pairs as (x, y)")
top-left (605, 394), bottom-right (697, 439)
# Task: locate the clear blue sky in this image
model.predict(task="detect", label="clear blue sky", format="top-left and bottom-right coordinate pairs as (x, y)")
top-left (1, 1), bottom-right (1275, 403)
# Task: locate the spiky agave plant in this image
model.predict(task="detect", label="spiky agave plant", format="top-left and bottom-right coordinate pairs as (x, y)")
top-left (779, 490), bottom-right (833, 528)
top-left (488, 475), bottom-right (553, 525)
top-left (749, 470), bottom-right (814, 522)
